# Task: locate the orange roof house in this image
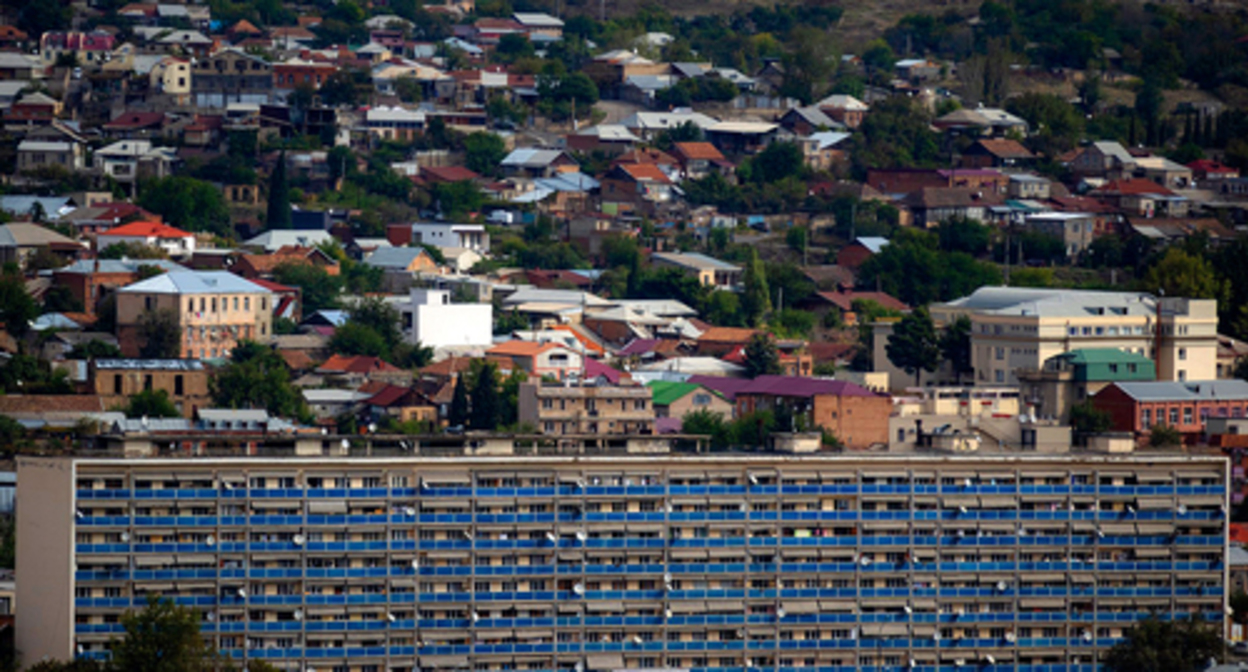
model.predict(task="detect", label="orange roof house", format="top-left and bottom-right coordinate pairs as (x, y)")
top-left (486, 341), bottom-right (585, 381)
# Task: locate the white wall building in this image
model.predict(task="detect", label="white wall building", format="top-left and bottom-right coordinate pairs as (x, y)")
top-left (410, 222), bottom-right (490, 253)
top-left (399, 288), bottom-right (492, 348)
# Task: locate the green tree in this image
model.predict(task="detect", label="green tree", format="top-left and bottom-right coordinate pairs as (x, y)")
top-left (273, 262), bottom-right (341, 313)
top-left (463, 132), bottom-right (507, 178)
top-left (138, 176), bottom-right (231, 237)
top-left (743, 332), bottom-right (782, 379)
top-left (495, 33), bottom-right (535, 62)
top-left (266, 151), bottom-right (292, 229)
top-left (498, 367), bottom-right (528, 427)
top-left (682, 408), bottom-right (731, 449)
top-left (100, 241), bottom-right (168, 260)
top-left (469, 362), bottom-right (501, 430)
top-left (1070, 400), bottom-right (1111, 435)
top-left (137, 308), bottom-right (181, 359)
top-left (1230, 590), bottom-right (1248, 627)
top-left (937, 217), bottom-right (991, 256)
top-left (785, 226), bottom-right (807, 256)
top-left (210, 341), bottom-right (309, 420)
top-left (886, 306), bottom-right (941, 386)
top-left (1148, 423), bottom-right (1183, 448)
top-left (1142, 247), bottom-right (1226, 301)
top-left (1102, 615), bottom-right (1222, 672)
top-left (740, 142), bottom-right (805, 184)
top-left (347, 298), bottom-right (402, 354)
top-left (0, 352), bottom-right (71, 394)
top-left (448, 373), bottom-right (469, 428)
top-left (940, 315), bottom-right (973, 384)
top-left (328, 322), bottom-right (389, 358)
top-left (67, 339), bottom-right (123, 360)
top-left (741, 249), bottom-right (771, 326)
top-left (42, 284), bottom-right (83, 314)
top-left (0, 270), bottom-right (38, 337)
top-left (111, 595), bottom-right (220, 672)
top-left (0, 417), bottom-right (22, 455)
top-left (121, 389), bottom-right (182, 419)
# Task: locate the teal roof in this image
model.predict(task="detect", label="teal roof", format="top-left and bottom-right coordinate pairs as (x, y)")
top-left (1058, 348), bottom-right (1154, 365)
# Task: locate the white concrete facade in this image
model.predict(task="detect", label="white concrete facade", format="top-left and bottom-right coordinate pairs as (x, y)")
top-left (399, 288), bottom-right (492, 348)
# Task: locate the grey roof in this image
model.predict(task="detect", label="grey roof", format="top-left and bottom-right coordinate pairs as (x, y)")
top-left (1109, 380), bottom-right (1248, 402)
top-left (502, 287), bottom-right (612, 308)
top-left (1230, 545), bottom-right (1248, 567)
top-left (242, 229), bottom-right (333, 252)
top-left (939, 286), bottom-right (1161, 319)
top-left (652, 251), bottom-right (741, 272)
top-left (364, 246), bottom-right (433, 270)
top-left (95, 359), bottom-right (205, 371)
top-left (785, 106), bottom-right (841, 129)
top-left (117, 271), bottom-right (274, 295)
top-left (0, 222), bottom-right (79, 246)
top-left (619, 110), bottom-right (720, 131)
top-left (513, 12), bottom-right (564, 27)
top-left (0, 54), bottom-right (38, 71)
top-left (31, 313), bottom-right (83, 331)
top-left (854, 236), bottom-right (890, 254)
top-left (501, 147), bottom-right (570, 169)
top-left (810, 131), bottom-right (852, 149)
top-left (53, 259), bottom-right (186, 275)
top-left (577, 124), bottom-right (639, 142)
top-left (197, 409), bottom-right (272, 423)
top-left (113, 417), bottom-right (193, 433)
top-left (1091, 141), bottom-right (1135, 166)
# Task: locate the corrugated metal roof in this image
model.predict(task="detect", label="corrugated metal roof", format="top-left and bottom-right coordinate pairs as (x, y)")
top-left (1110, 380), bottom-right (1248, 402)
top-left (118, 271), bottom-right (274, 296)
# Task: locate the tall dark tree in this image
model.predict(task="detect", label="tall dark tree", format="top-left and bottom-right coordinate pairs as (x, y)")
top-left (0, 271), bottom-right (38, 337)
top-left (741, 248), bottom-right (771, 327)
top-left (448, 373), bottom-right (469, 429)
top-left (267, 151), bottom-right (292, 230)
top-left (886, 306), bottom-right (941, 386)
top-left (940, 315), bottom-right (973, 384)
top-left (138, 308), bottom-right (181, 359)
top-left (210, 341), bottom-right (309, 420)
top-left (1102, 615), bottom-right (1222, 672)
top-left (469, 362), bottom-right (501, 430)
top-left (743, 332), bottom-right (782, 379)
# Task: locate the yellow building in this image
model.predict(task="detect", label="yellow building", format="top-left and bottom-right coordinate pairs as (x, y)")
top-left (927, 287), bottom-right (1218, 387)
top-left (115, 270), bottom-right (274, 359)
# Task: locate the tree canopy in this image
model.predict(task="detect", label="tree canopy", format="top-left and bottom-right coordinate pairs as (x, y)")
top-left (886, 306), bottom-right (941, 386)
top-left (210, 341), bottom-right (309, 421)
top-left (137, 176), bottom-right (231, 238)
top-left (1103, 615), bottom-right (1223, 672)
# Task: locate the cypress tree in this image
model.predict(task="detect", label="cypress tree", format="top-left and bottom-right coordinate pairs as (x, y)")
top-left (1202, 113), bottom-right (1214, 147)
top-left (741, 248), bottom-right (771, 327)
top-left (266, 150), bottom-right (292, 229)
top-left (1183, 112), bottom-right (1193, 144)
top-left (469, 363), bottom-right (500, 431)
top-left (448, 373), bottom-right (469, 429)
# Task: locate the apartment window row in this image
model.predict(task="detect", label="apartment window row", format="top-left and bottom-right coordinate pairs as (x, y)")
top-left (1067, 325), bottom-right (1150, 337)
top-left (187, 295), bottom-right (262, 314)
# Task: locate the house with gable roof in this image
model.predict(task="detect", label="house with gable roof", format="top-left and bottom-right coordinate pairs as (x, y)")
top-left (96, 221), bottom-right (195, 257)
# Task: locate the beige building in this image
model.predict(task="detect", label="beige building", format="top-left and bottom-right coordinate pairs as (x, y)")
top-left (89, 358), bottom-right (211, 417)
top-left (16, 446), bottom-right (1229, 671)
top-left (150, 56), bottom-right (191, 103)
top-left (650, 252), bottom-right (742, 289)
top-left (115, 270), bottom-right (274, 359)
top-left (928, 287), bottom-right (1218, 387)
top-left (518, 382), bottom-right (654, 435)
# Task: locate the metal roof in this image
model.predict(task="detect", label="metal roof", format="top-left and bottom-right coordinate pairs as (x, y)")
top-left (117, 271), bottom-right (274, 295)
top-left (1110, 380), bottom-right (1248, 402)
top-left (95, 359), bottom-right (206, 371)
top-left (939, 287), bottom-right (1161, 319)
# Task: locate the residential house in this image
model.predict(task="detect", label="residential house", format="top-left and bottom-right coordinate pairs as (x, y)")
top-left (96, 221), bottom-right (196, 258)
top-left (93, 140), bottom-right (180, 196)
top-left (190, 48), bottom-right (272, 107)
top-left (932, 106), bottom-right (1029, 137)
top-left (1016, 348), bottom-right (1158, 423)
top-left (487, 341), bottom-right (584, 381)
top-left (1069, 141), bottom-right (1136, 179)
top-left (648, 380), bottom-right (734, 421)
top-left (518, 382), bottom-right (653, 436)
top-left (961, 139), bottom-right (1035, 169)
top-left (232, 246), bottom-right (341, 281)
top-left (114, 271), bottom-right (275, 359)
top-left (55, 202), bottom-right (153, 237)
top-left (149, 56), bottom-right (191, 103)
top-left (600, 163), bottom-right (674, 216)
top-left (1093, 379), bottom-right (1248, 443)
top-left (1131, 156), bottom-right (1194, 189)
top-left (1024, 212), bottom-right (1097, 259)
top-left (651, 252), bottom-right (742, 289)
top-left (735, 375), bottom-right (892, 449)
top-left (804, 132), bottom-right (851, 172)
top-left (101, 111), bottom-right (169, 140)
top-left (835, 237), bottom-right (889, 270)
top-left (272, 58), bottom-right (339, 101)
top-left (409, 222), bottom-right (489, 252)
top-left (0, 52), bottom-right (39, 80)
top-left (1189, 159), bottom-right (1239, 182)
top-left (363, 247), bottom-right (440, 274)
top-left (695, 326), bottom-right (759, 357)
top-left (364, 106), bottom-right (426, 143)
top-left (1090, 179), bottom-right (1189, 218)
top-left (705, 121), bottom-right (782, 155)
top-left (670, 142), bottom-right (732, 181)
top-left (0, 223), bottom-right (82, 268)
top-left (1007, 174), bottom-right (1051, 200)
top-left (813, 289), bottom-right (909, 326)
top-left (499, 148), bottom-right (579, 179)
top-left (90, 358), bottom-right (210, 417)
top-left (513, 12), bottom-right (564, 38)
top-left (901, 188), bottom-right (1003, 227)
top-left (776, 106), bottom-right (844, 137)
top-left (565, 125), bottom-right (641, 155)
top-left (617, 109), bottom-right (719, 142)
top-left (1218, 335), bottom-right (1248, 380)
top-left (50, 259), bottom-right (186, 317)
top-left (568, 213), bottom-right (636, 259)
top-left (815, 94), bottom-right (869, 128)
top-left (894, 58), bottom-right (942, 82)
top-left (315, 354), bottom-right (411, 387)
top-left (241, 229), bottom-right (334, 252)
top-left (39, 31), bottom-right (115, 67)
top-left (397, 288), bottom-right (493, 348)
top-left (16, 139), bottom-right (85, 172)
top-left (4, 92), bottom-right (61, 131)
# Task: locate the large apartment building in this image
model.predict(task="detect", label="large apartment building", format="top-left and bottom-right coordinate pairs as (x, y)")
top-left (925, 287), bottom-right (1218, 388)
top-left (115, 271), bottom-right (274, 359)
top-left (18, 445), bottom-right (1227, 672)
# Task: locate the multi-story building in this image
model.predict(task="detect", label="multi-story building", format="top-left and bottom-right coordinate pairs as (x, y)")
top-left (1017, 349), bottom-right (1157, 423)
top-left (397, 288), bottom-right (493, 349)
top-left (89, 358), bottom-right (210, 417)
top-left (650, 252), bottom-right (742, 289)
top-left (1093, 379), bottom-right (1248, 442)
top-left (518, 382), bottom-right (654, 435)
top-left (927, 287), bottom-right (1219, 387)
top-left (17, 444), bottom-right (1229, 672)
top-left (190, 48), bottom-right (272, 108)
top-left (115, 271), bottom-right (274, 359)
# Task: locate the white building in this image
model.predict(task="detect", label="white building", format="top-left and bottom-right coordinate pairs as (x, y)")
top-left (398, 287), bottom-right (492, 348)
top-left (95, 220), bottom-right (196, 257)
top-left (410, 222), bottom-right (489, 252)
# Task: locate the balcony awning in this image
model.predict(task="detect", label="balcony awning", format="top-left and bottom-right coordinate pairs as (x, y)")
top-left (586, 654), bottom-right (624, 670)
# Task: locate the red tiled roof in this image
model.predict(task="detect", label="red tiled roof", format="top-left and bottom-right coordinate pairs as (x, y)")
top-left (248, 278), bottom-right (296, 293)
top-left (673, 142), bottom-right (725, 162)
top-left (617, 163), bottom-right (671, 184)
top-left (278, 349), bottom-right (315, 371)
top-left (614, 148), bottom-right (679, 167)
top-left (0, 395), bottom-right (107, 414)
top-left (367, 384), bottom-right (415, 407)
top-left (969, 138), bottom-right (1034, 159)
top-left (1093, 178), bottom-right (1176, 197)
top-left (816, 290), bottom-right (909, 312)
top-left (698, 327), bottom-right (759, 344)
top-left (488, 340), bottom-right (566, 357)
top-left (317, 354), bottom-right (402, 374)
top-left (104, 111), bottom-right (166, 129)
top-left (98, 220), bottom-right (191, 239)
top-left (420, 165), bottom-right (481, 183)
top-left (230, 19), bottom-right (263, 34)
top-left (584, 358), bottom-right (625, 384)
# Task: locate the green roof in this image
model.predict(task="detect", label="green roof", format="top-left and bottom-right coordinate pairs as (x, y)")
top-left (647, 381), bottom-right (701, 406)
top-left (1058, 348), bottom-right (1154, 365)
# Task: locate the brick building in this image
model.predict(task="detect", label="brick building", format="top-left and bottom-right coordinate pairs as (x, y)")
top-left (734, 375), bottom-right (892, 449)
top-left (1092, 379), bottom-right (1248, 442)
top-left (89, 359), bottom-right (210, 417)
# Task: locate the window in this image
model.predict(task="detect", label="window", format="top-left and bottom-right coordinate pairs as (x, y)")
top-left (233, 297), bottom-right (239, 311)
top-left (995, 370), bottom-right (1005, 383)
top-left (244, 297), bottom-right (250, 311)
top-left (174, 375), bottom-right (183, 396)
top-left (995, 347), bottom-right (1005, 361)
top-left (143, 375), bottom-right (152, 391)
top-left (1141, 409), bottom-right (1151, 428)
top-left (211, 297), bottom-right (217, 312)
top-left (1179, 348), bottom-right (1187, 361)
top-left (113, 375), bottom-right (122, 394)
top-left (1170, 408), bottom-right (1179, 425)
top-left (1183, 407), bottom-right (1193, 425)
